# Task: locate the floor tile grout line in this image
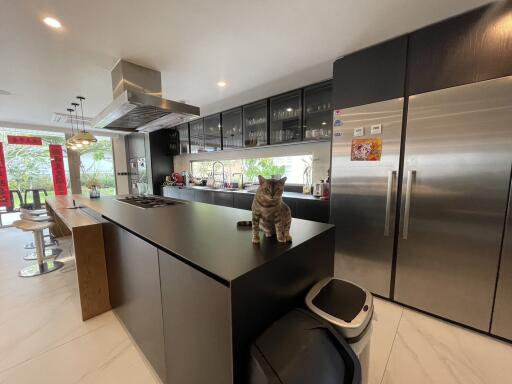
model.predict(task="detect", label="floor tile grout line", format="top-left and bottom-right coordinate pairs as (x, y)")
top-left (0, 319), bottom-right (112, 375)
top-left (379, 308), bottom-right (404, 384)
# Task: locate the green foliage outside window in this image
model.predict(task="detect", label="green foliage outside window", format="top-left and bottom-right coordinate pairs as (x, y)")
top-left (243, 158), bottom-right (286, 181)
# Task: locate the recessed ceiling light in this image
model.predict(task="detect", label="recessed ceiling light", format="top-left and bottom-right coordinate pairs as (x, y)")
top-left (217, 81), bottom-right (226, 87)
top-left (43, 17), bottom-right (62, 29)
top-left (0, 90), bottom-right (11, 96)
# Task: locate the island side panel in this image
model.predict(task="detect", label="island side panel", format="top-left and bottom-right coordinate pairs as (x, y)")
top-left (158, 249), bottom-right (233, 384)
top-left (102, 220), bottom-right (167, 382)
top-left (230, 226), bottom-right (335, 383)
top-left (71, 223), bottom-right (111, 320)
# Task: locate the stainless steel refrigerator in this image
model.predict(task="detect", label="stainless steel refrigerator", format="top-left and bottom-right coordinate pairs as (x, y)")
top-left (331, 76), bottom-right (512, 331)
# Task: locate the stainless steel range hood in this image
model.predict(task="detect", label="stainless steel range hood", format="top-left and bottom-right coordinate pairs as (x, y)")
top-left (92, 60), bottom-right (199, 132)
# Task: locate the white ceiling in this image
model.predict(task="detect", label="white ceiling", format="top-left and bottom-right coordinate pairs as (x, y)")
top-left (0, 0), bottom-right (490, 134)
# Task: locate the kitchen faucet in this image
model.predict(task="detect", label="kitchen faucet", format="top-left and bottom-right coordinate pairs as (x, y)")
top-left (211, 161), bottom-right (225, 189)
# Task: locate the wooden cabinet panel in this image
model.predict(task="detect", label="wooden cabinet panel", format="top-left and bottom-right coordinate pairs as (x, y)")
top-left (103, 221), bottom-right (166, 382)
top-left (159, 250), bottom-right (232, 384)
top-left (333, 36), bottom-right (407, 109)
top-left (407, 3), bottom-right (512, 95)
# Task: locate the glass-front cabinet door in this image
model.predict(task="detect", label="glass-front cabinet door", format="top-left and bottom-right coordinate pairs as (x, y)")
top-left (243, 100), bottom-right (268, 147)
top-left (304, 81), bottom-right (332, 140)
top-left (222, 108), bottom-right (243, 149)
top-left (203, 114), bottom-right (222, 151)
top-left (189, 118), bottom-right (205, 153)
top-left (270, 90), bottom-right (302, 144)
top-left (176, 123), bottom-right (189, 154)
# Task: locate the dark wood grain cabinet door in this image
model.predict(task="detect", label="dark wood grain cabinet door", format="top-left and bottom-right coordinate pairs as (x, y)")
top-left (407, 3), bottom-right (512, 95)
top-left (333, 36), bottom-right (407, 109)
top-left (159, 250), bottom-right (232, 384)
top-left (102, 221), bottom-right (166, 382)
top-left (195, 189), bottom-right (214, 204)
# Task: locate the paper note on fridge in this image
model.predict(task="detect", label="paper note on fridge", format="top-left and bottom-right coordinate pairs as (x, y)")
top-left (351, 138), bottom-right (383, 161)
top-left (353, 127), bottom-right (364, 137)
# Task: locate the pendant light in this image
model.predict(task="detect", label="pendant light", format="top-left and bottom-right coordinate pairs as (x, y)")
top-left (75, 96), bottom-right (97, 145)
top-left (71, 102), bottom-right (83, 148)
top-left (66, 107), bottom-right (78, 150)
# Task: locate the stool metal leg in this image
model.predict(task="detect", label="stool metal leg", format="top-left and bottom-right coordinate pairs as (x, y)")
top-left (19, 229), bottom-right (64, 277)
top-left (23, 248), bottom-right (62, 260)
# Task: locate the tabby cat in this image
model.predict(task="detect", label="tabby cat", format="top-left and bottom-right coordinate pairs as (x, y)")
top-left (247, 175), bottom-right (292, 244)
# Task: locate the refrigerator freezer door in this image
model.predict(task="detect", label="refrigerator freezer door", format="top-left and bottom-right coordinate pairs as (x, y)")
top-left (331, 98), bottom-right (403, 297)
top-left (395, 76), bottom-right (512, 331)
top-left (491, 177), bottom-right (512, 339)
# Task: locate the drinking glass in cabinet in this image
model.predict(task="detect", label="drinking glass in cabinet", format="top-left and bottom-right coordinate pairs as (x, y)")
top-left (270, 90), bottom-right (302, 144)
top-left (243, 100), bottom-right (268, 147)
top-left (204, 114), bottom-right (222, 151)
top-left (304, 81), bottom-right (332, 140)
top-left (222, 108), bottom-right (243, 149)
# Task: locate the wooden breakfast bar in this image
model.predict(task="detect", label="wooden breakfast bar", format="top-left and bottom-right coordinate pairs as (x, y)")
top-left (45, 196), bottom-right (111, 320)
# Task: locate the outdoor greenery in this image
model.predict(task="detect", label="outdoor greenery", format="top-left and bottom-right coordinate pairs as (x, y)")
top-left (243, 158), bottom-right (286, 181)
top-left (0, 129), bottom-right (116, 209)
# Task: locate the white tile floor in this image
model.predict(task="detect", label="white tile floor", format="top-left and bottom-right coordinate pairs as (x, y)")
top-left (1, 226), bottom-right (511, 383)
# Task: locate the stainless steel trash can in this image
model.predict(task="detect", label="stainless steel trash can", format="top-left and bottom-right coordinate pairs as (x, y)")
top-left (306, 278), bottom-right (373, 384)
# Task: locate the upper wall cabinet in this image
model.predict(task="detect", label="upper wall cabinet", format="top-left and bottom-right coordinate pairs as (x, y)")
top-left (270, 90), bottom-right (302, 144)
top-left (204, 114), bottom-right (222, 152)
top-left (333, 36), bottom-right (408, 109)
top-left (243, 100), bottom-right (268, 147)
top-left (222, 108), bottom-right (243, 149)
top-left (189, 119), bottom-right (205, 153)
top-left (304, 81), bottom-right (332, 141)
top-left (176, 123), bottom-right (189, 154)
top-left (407, 3), bottom-right (512, 95)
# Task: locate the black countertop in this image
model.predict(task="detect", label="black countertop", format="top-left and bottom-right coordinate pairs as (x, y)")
top-left (72, 195), bottom-right (334, 285)
top-left (162, 185), bottom-right (329, 202)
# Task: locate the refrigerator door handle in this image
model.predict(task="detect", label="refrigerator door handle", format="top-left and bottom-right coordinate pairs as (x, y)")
top-left (402, 170), bottom-right (416, 240)
top-left (384, 170), bottom-right (396, 236)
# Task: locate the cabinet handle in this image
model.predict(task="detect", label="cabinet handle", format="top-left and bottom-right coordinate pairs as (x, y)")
top-left (384, 170), bottom-right (396, 237)
top-left (402, 170), bottom-right (416, 240)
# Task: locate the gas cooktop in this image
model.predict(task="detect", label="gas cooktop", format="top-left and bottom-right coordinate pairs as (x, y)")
top-left (117, 195), bottom-right (182, 209)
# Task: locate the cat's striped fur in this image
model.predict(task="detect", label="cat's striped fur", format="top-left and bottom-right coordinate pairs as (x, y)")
top-left (251, 175), bottom-right (292, 244)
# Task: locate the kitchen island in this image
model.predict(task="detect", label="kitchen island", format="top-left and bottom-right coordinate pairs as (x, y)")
top-left (46, 195), bottom-right (334, 384)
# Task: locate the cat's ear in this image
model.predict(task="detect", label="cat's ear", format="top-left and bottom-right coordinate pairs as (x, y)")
top-left (280, 177), bottom-right (287, 184)
top-left (258, 175), bottom-right (266, 185)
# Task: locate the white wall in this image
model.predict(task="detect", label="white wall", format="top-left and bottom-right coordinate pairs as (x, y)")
top-left (173, 141), bottom-right (331, 184)
top-left (112, 136), bottom-right (130, 195)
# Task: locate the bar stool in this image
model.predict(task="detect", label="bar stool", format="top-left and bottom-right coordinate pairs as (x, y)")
top-left (20, 208), bottom-right (59, 249)
top-left (13, 219), bottom-right (64, 277)
top-left (19, 212), bottom-right (62, 260)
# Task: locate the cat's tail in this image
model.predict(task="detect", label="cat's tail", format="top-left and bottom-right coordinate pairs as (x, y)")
top-left (236, 221), bottom-right (252, 227)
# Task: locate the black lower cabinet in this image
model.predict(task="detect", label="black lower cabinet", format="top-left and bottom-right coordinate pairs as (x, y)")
top-left (296, 200), bottom-right (330, 223)
top-left (159, 250), bottom-right (233, 384)
top-left (233, 193), bottom-right (254, 210)
top-left (194, 189), bottom-right (214, 204)
top-left (213, 191), bottom-right (234, 207)
top-left (102, 221), bottom-right (167, 382)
